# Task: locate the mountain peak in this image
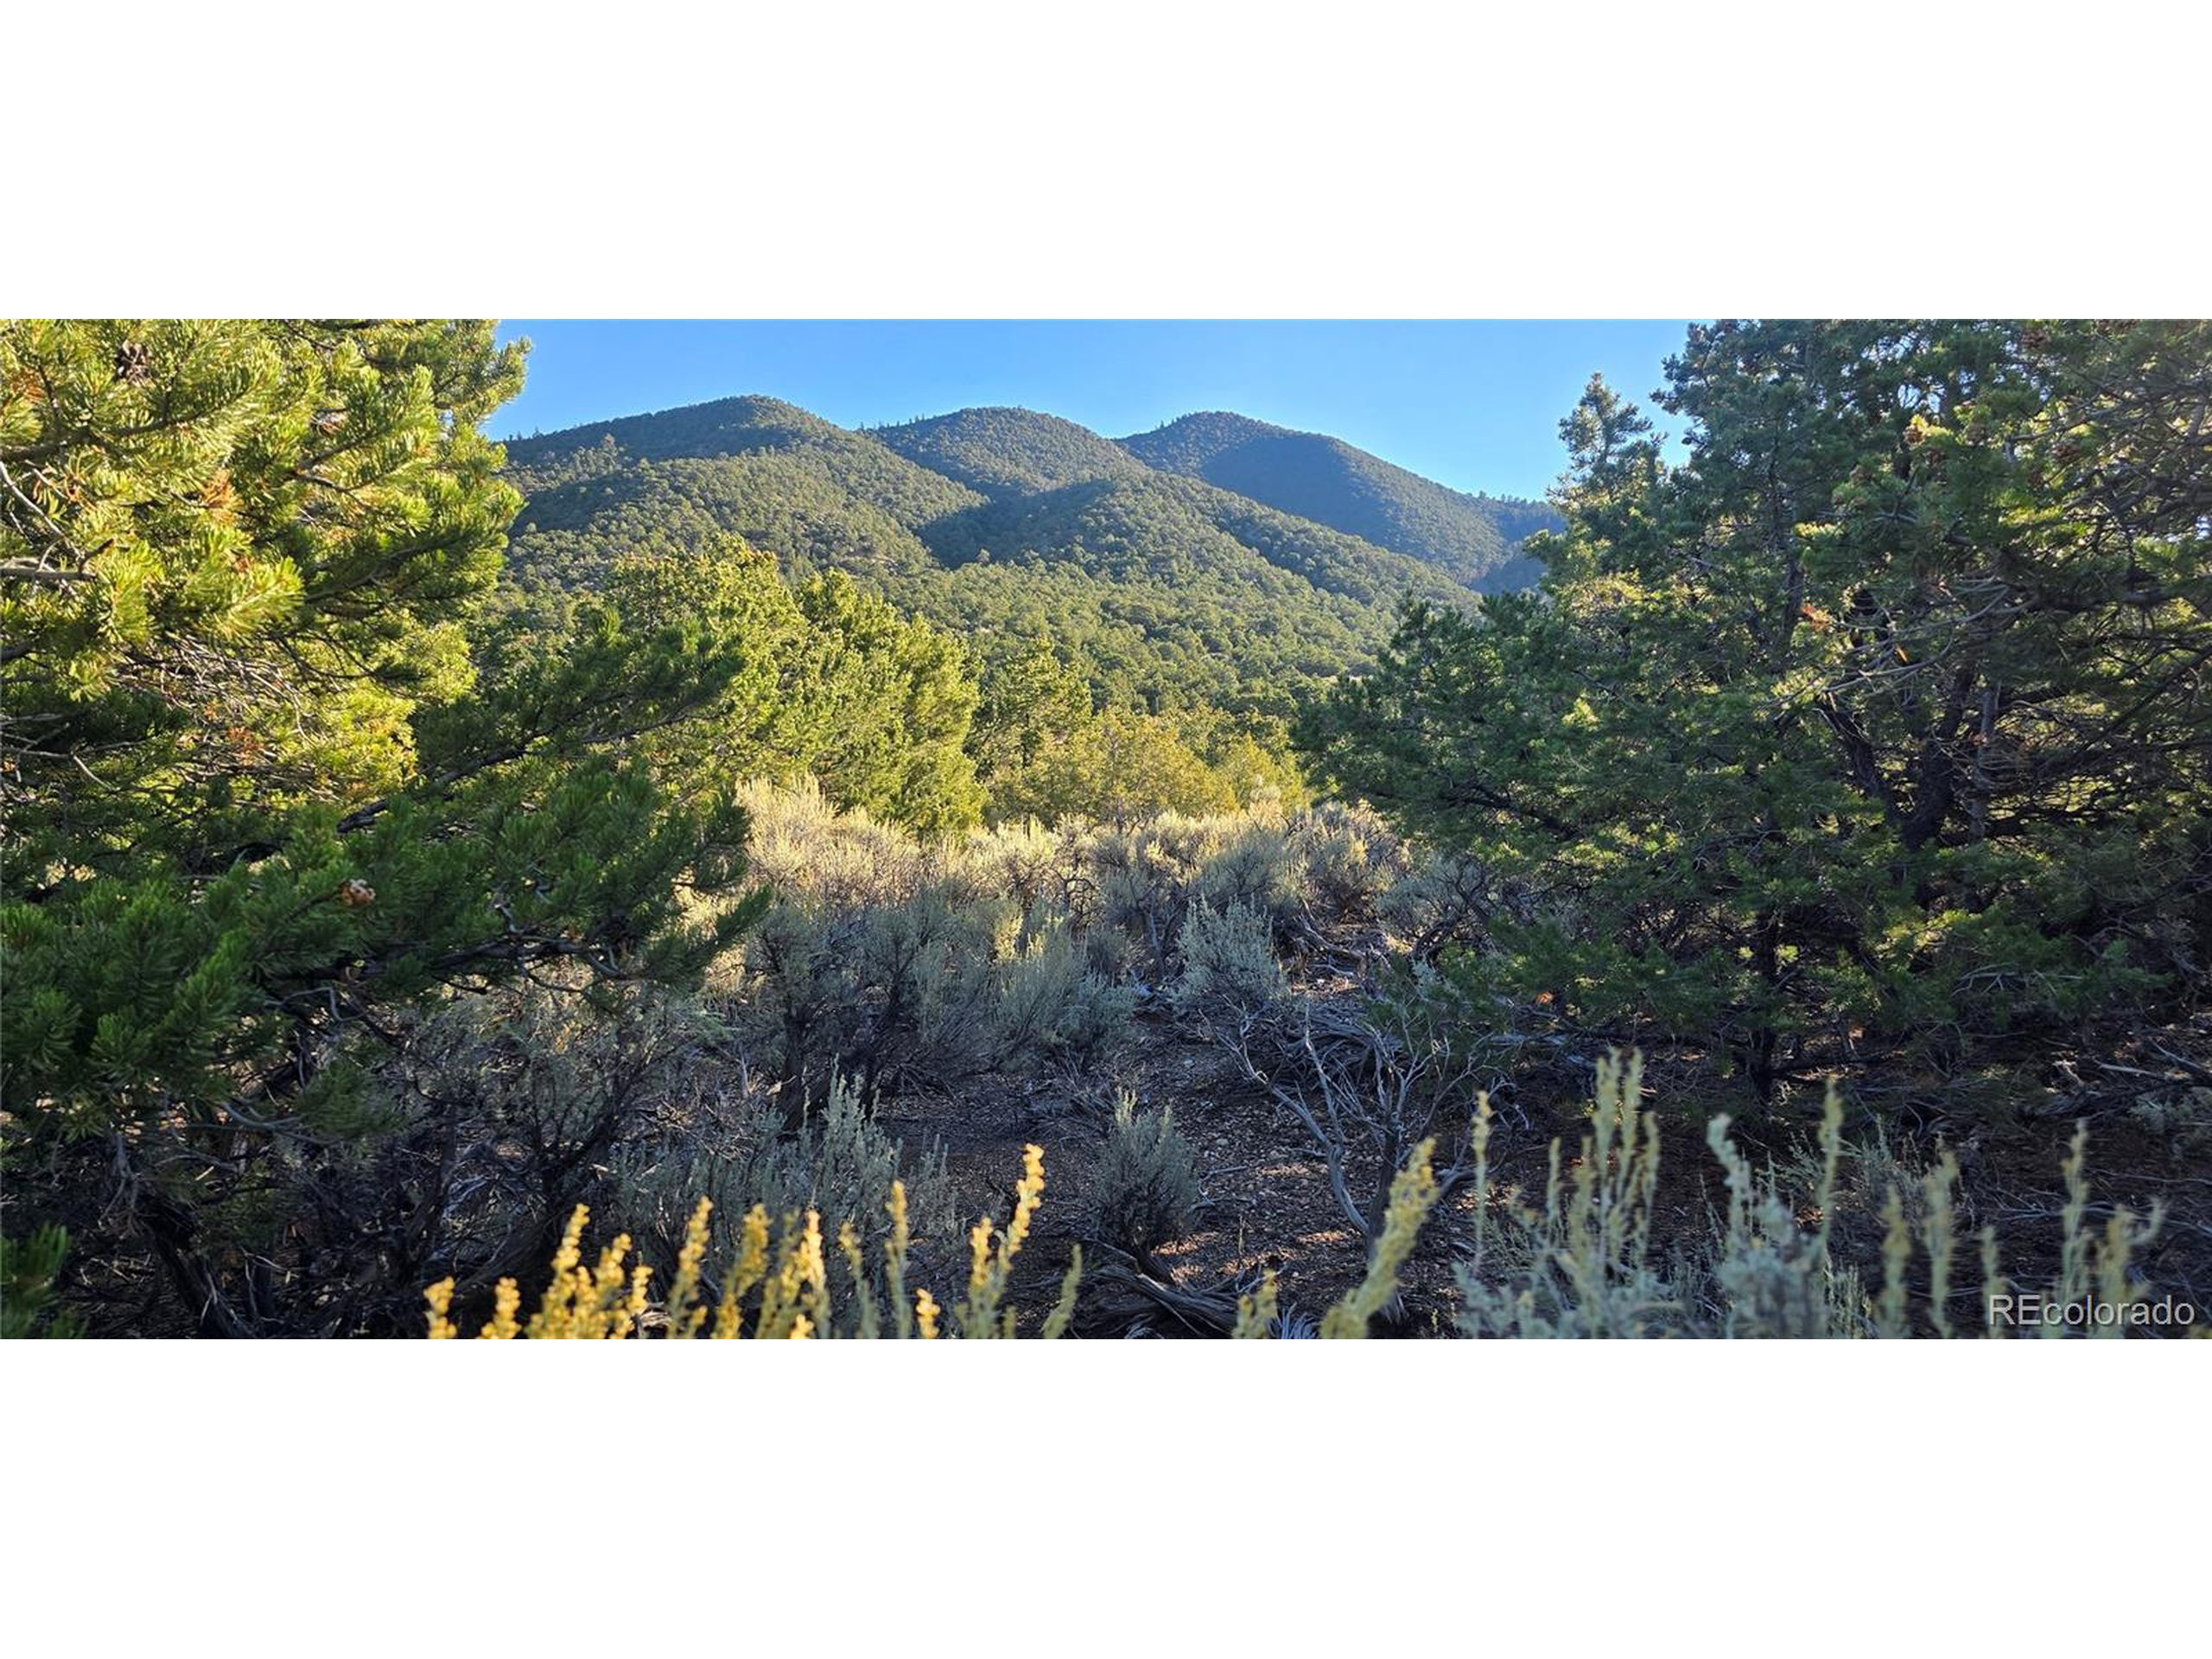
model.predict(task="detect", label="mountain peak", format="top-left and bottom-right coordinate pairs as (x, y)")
top-left (870, 406), bottom-right (1150, 499)
top-left (1118, 411), bottom-right (1553, 588)
top-left (1135, 410), bottom-right (1292, 442)
top-left (502, 390), bottom-right (1557, 590)
top-left (502, 393), bottom-right (844, 471)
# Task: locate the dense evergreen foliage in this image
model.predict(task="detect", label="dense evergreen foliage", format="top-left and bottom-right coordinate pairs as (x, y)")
top-left (2, 322), bottom-right (770, 1332)
top-left (479, 545), bottom-right (988, 836)
top-left (1302, 321), bottom-right (2212, 1103)
top-left (869, 405), bottom-right (1152, 498)
top-left (500, 397), bottom-right (1500, 718)
top-left (499, 393), bottom-right (1529, 817)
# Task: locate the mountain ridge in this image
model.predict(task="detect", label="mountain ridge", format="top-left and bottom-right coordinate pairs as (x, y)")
top-left (1118, 410), bottom-right (1555, 590)
top-left (505, 396), bottom-right (1558, 587)
top-left (497, 392), bottom-right (1557, 720)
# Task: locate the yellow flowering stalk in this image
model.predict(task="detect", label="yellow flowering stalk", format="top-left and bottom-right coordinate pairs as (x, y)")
top-left (714, 1205), bottom-right (773, 1340)
top-left (481, 1279), bottom-right (521, 1341)
top-left (423, 1278), bottom-right (459, 1341)
top-left (524, 1205), bottom-right (593, 1339)
top-left (885, 1180), bottom-right (914, 1340)
top-left (1319, 1141), bottom-right (1440, 1339)
top-left (1231, 1272), bottom-right (1280, 1340)
top-left (663, 1199), bottom-right (715, 1340)
top-left (425, 1147), bottom-right (1083, 1339)
top-left (957, 1142), bottom-right (1046, 1339)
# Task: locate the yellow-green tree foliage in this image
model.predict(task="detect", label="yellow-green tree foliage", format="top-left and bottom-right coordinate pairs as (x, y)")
top-left (3, 322), bottom-right (761, 1334)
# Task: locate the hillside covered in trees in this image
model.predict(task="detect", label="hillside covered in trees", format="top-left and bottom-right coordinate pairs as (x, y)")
top-left (492, 393), bottom-right (1557, 832)
top-left (4, 319), bottom-right (2209, 1341)
top-left (502, 396), bottom-right (1547, 715)
top-left (1121, 410), bottom-right (1555, 589)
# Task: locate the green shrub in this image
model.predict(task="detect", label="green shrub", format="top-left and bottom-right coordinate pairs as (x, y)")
top-left (344, 975), bottom-right (961, 1334)
top-left (2127, 1085), bottom-right (2212, 1160)
top-left (1084, 1093), bottom-right (1202, 1275)
top-left (1083, 814), bottom-right (1217, 976)
top-left (1285, 800), bottom-right (1409, 931)
top-left (961, 817), bottom-right (1069, 915)
top-left (1189, 815), bottom-right (1297, 921)
top-left (728, 781), bottom-right (1132, 1091)
top-left (993, 925), bottom-right (1135, 1067)
top-left (609, 1069), bottom-right (954, 1306)
top-left (1376, 849), bottom-right (1507, 958)
top-left (1171, 899), bottom-right (1287, 1020)
top-left (1, 1226), bottom-right (84, 1339)
top-left (1303, 325), bottom-right (2212, 1103)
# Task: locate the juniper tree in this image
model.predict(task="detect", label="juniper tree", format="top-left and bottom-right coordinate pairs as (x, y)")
top-left (1301, 321), bottom-right (2212, 1103)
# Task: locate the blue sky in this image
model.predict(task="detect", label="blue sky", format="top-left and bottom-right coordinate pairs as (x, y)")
top-left (490, 321), bottom-right (1694, 502)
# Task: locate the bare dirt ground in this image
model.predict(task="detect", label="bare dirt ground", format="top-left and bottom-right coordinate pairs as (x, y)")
top-left (879, 1008), bottom-right (2212, 1338)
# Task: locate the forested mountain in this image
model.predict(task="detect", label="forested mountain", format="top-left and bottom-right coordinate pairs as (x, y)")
top-left (499, 396), bottom-right (1532, 723)
top-left (1120, 410), bottom-right (1557, 588)
top-left (505, 394), bottom-right (984, 528)
top-left (868, 405), bottom-right (1150, 497)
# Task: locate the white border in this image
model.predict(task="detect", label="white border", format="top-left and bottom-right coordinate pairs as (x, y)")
top-left (5, 6), bottom-right (2206, 317)
top-left (7, 5), bottom-right (2208, 1650)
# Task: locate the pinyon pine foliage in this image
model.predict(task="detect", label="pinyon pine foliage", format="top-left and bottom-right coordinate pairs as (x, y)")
top-left (1304, 321), bottom-right (2212, 1103)
top-left (2, 321), bottom-right (765, 1333)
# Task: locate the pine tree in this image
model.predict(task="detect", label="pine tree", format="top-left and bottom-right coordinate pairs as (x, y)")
top-left (791, 569), bottom-right (985, 836)
top-left (501, 538), bottom-right (988, 837)
top-left (1301, 321), bottom-right (2212, 1103)
top-left (2, 321), bottom-right (765, 1332)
